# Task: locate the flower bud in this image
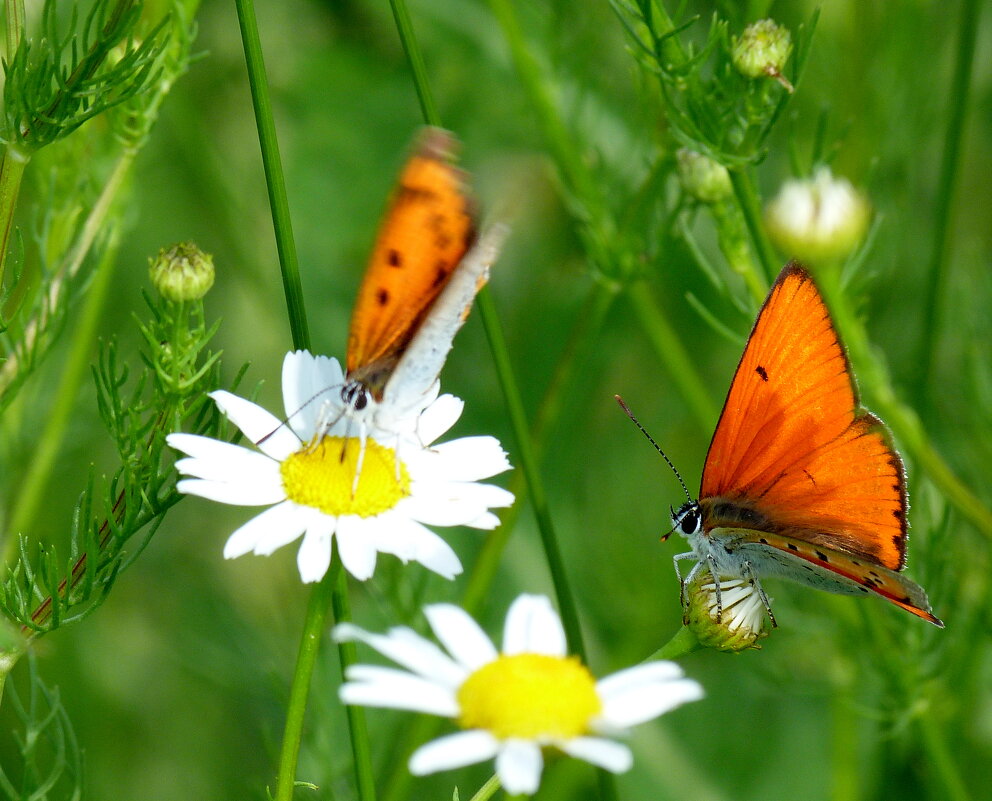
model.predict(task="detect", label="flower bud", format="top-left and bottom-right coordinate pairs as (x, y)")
top-left (765, 168), bottom-right (871, 264)
top-left (683, 573), bottom-right (767, 651)
top-left (149, 241), bottom-right (215, 301)
top-left (677, 149), bottom-right (732, 204)
top-left (732, 19), bottom-right (793, 90)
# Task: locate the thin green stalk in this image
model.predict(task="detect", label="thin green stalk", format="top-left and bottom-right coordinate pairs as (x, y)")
top-left (643, 625), bottom-right (701, 662)
top-left (916, 707), bottom-right (971, 801)
top-left (0, 145), bottom-right (29, 287)
top-left (468, 774), bottom-right (502, 801)
top-left (915, 0), bottom-right (980, 401)
top-left (7, 225), bottom-right (120, 540)
top-left (815, 266), bottom-right (992, 539)
top-left (626, 281), bottom-right (718, 431)
top-left (273, 565), bottom-right (337, 801)
top-left (728, 168), bottom-right (779, 283)
top-left (233, 0), bottom-right (308, 349)
top-left (830, 680), bottom-right (859, 801)
top-left (3, 0), bottom-right (25, 57)
top-left (234, 1), bottom-right (371, 798)
top-left (388, 0), bottom-right (439, 126)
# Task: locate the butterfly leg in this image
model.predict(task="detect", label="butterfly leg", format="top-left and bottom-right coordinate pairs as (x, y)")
top-left (704, 556), bottom-right (725, 623)
top-left (741, 560), bottom-right (777, 628)
top-left (351, 422), bottom-right (369, 498)
top-left (674, 552), bottom-right (702, 607)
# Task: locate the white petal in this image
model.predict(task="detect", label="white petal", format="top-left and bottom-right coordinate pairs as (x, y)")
top-left (409, 730), bottom-right (500, 776)
top-left (282, 351), bottom-right (346, 440)
top-left (210, 390), bottom-right (300, 461)
top-left (595, 661), bottom-right (685, 699)
top-left (463, 511), bottom-right (501, 530)
top-left (413, 437), bottom-right (511, 481)
top-left (401, 482), bottom-right (513, 528)
top-left (502, 595), bottom-right (566, 656)
top-left (334, 515), bottom-right (378, 581)
top-left (176, 477), bottom-right (286, 506)
top-left (416, 393), bottom-right (464, 444)
top-left (596, 670), bottom-right (704, 728)
top-left (373, 514), bottom-right (463, 579)
top-left (296, 515), bottom-right (336, 582)
top-left (558, 737), bottom-right (632, 773)
top-left (333, 623), bottom-right (467, 687)
top-left (223, 502), bottom-right (307, 558)
top-left (173, 443), bottom-right (279, 483)
top-left (339, 665), bottom-right (459, 716)
top-left (423, 604), bottom-right (498, 670)
top-left (496, 739), bottom-right (543, 795)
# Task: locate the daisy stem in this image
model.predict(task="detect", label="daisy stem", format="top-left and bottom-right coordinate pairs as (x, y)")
top-left (815, 265), bottom-right (992, 539)
top-left (235, 3), bottom-right (374, 798)
top-left (644, 625), bottom-right (701, 662)
top-left (233, 0), bottom-right (309, 351)
top-left (728, 167), bottom-right (779, 285)
top-left (467, 773), bottom-right (502, 801)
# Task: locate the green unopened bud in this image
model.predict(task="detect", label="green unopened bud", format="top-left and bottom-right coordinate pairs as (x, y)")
top-left (765, 168), bottom-right (871, 264)
top-left (149, 242), bottom-right (215, 301)
top-left (683, 573), bottom-right (767, 652)
top-left (677, 149), bottom-right (732, 204)
top-left (732, 19), bottom-right (793, 90)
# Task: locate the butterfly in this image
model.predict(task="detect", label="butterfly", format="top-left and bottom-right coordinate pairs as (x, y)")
top-left (620, 262), bottom-right (942, 627)
top-left (341, 127), bottom-right (506, 421)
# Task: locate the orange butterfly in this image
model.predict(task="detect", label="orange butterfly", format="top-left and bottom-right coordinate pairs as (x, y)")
top-left (341, 127), bottom-right (505, 418)
top-left (622, 263), bottom-right (942, 627)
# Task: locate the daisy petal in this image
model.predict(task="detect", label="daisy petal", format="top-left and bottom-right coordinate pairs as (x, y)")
top-left (334, 516), bottom-right (378, 581)
top-left (296, 516), bottom-right (336, 582)
top-left (412, 436), bottom-right (511, 481)
top-left (340, 666), bottom-right (459, 716)
top-left (424, 604), bottom-right (498, 670)
top-left (496, 739), bottom-right (543, 795)
top-left (409, 730), bottom-right (500, 776)
top-left (558, 737), bottom-right (632, 774)
top-left (502, 595), bottom-right (566, 656)
top-left (282, 351), bottom-right (345, 439)
top-left (597, 668), bottom-right (704, 728)
top-left (224, 502), bottom-right (307, 558)
top-left (333, 623), bottom-right (467, 687)
top-left (374, 514), bottom-right (463, 579)
top-left (210, 390), bottom-right (300, 461)
top-left (416, 393), bottom-right (464, 444)
top-left (176, 477), bottom-right (286, 506)
top-left (595, 661), bottom-right (685, 699)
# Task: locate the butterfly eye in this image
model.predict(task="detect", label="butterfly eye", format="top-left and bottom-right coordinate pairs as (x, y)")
top-left (341, 384), bottom-right (369, 411)
top-left (673, 502), bottom-right (701, 536)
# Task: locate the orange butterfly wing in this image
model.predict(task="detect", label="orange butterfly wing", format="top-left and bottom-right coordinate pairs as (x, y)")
top-left (699, 263), bottom-right (907, 571)
top-left (346, 128), bottom-right (477, 396)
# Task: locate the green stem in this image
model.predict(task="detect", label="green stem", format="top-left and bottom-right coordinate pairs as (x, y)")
top-left (3, 0), bottom-right (25, 72)
top-left (815, 266), bottom-right (992, 539)
top-left (729, 168), bottom-right (779, 283)
top-left (915, 0), bottom-right (980, 401)
top-left (273, 566), bottom-right (336, 801)
top-left (7, 225), bottom-right (120, 540)
top-left (388, 0), bottom-right (440, 126)
top-left (916, 708), bottom-right (971, 801)
top-left (0, 145), bottom-right (29, 287)
top-left (235, 1), bottom-right (373, 797)
top-left (644, 626), bottom-right (701, 662)
top-left (626, 281), bottom-right (718, 431)
top-left (233, 0), bottom-right (308, 350)
top-left (468, 774), bottom-right (502, 801)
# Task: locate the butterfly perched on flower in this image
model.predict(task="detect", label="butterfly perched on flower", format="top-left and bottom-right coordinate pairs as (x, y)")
top-left (340, 127), bottom-right (506, 423)
top-left (621, 263), bottom-right (942, 627)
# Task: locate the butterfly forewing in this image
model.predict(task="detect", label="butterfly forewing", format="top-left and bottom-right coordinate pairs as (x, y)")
top-left (700, 264), bottom-right (907, 571)
top-left (346, 128), bottom-right (477, 395)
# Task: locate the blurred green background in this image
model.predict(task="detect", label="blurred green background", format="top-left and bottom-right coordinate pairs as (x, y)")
top-left (1, 0), bottom-right (990, 799)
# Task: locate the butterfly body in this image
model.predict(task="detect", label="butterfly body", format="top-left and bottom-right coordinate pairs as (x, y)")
top-left (664, 263), bottom-right (942, 627)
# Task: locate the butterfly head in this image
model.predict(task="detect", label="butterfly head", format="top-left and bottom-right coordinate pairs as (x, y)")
top-left (671, 500), bottom-right (703, 539)
top-left (341, 381), bottom-right (373, 413)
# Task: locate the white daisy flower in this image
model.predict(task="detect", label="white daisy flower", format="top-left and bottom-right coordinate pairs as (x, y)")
top-left (167, 350), bottom-right (513, 583)
top-left (335, 594), bottom-right (704, 795)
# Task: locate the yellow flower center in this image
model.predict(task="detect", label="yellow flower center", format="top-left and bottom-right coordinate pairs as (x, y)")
top-left (456, 653), bottom-right (602, 739)
top-left (280, 436), bottom-right (411, 517)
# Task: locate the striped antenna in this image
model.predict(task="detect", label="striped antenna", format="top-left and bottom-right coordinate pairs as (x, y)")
top-left (614, 395), bottom-right (693, 503)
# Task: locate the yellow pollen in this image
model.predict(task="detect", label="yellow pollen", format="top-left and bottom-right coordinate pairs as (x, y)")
top-left (280, 436), bottom-right (410, 517)
top-left (456, 653), bottom-right (602, 740)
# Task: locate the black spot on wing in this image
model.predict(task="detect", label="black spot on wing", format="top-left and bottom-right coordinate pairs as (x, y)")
top-left (787, 543), bottom-right (799, 551)
top-left (387, 249), bottom-right (402, 268)
top-left (755, 365), bottom-right (769, 381)
top-left (815, 550), bottom-right (829, 562)
top-left (376, 288), bottom-right (390, 306)
top-left (432, 261), bottom-right (449, 287)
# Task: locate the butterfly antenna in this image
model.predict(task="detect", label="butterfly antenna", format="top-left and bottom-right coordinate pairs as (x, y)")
top-left (256, 385), bottom-right (343, 447)
top-left (614, 395), bottom-right (693, 503)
